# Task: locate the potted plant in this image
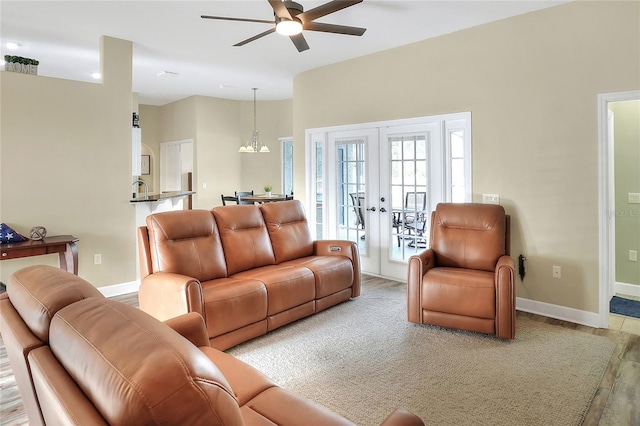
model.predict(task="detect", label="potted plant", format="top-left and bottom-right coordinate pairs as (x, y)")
top-left (4, 55), bottom-right (39, 75)
top-left (264, 184), bottom-right (273, 197)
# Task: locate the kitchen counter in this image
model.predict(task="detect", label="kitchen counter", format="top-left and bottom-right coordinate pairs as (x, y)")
top-left (129, 190), bottom-right (195, 203)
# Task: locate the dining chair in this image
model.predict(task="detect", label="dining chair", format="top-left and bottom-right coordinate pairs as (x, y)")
top-left (349, 192), bottom-right (366, 239)
top-left (398, 192), bottom-right (427, 247)
top-left (235, 190), bottom-right (254, 205)
top-left (221, 194), bottom-right (238, 206)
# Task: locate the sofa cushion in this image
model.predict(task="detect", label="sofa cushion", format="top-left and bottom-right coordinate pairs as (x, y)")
top-left (49, 297), bottom-right (244, 425)
top-left (202, 278), bottom-right (268, 337)
top-left (283, 256), bottom-right (354, 299)
top-left (233, 265), bottom-right (315, 316)
top-left (147, 209), bottom-right (228, 281)
top-left (260, 200), bottom-right (314, 263)
top-left (422, 267), bottom-right (496, 319)
top-left (7, 265), bottom-right (104, 342)
top-left (212, 205), bottom-right (276, 275)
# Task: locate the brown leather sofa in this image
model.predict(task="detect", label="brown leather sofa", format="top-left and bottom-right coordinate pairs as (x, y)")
top-left (407, 203), bottom-right (516, 339)
top-left (138, 200), bottom-right (361, 350)
top-left (0, 265), bottom-right (424, 426)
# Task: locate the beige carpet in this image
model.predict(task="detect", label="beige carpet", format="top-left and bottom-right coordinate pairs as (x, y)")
top-left (227, 282), bottom-right (616, 426)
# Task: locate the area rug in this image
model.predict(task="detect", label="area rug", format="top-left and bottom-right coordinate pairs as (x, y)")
top-left (610, 295), bottom-right (640, 319)
top-left (228, 284), bottom-right (616, 426)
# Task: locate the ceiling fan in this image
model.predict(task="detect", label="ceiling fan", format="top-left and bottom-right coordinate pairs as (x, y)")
top-left (201, 0), bottom-right (366, 52)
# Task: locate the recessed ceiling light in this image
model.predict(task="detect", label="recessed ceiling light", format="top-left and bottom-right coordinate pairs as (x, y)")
top-left (6, 42), bottom-right (21, 50)
top-left (91, 72), bottom-right (101, 79)
top-left (156, 71), bottom-right (178, 77)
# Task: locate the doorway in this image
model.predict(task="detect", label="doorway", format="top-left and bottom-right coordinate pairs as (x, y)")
top-left (160, 139), bottom-right (194, 193)
top-left (597, 90), bottom-right (640, 328)
top-left (307, 113), bottom-right (471, 281)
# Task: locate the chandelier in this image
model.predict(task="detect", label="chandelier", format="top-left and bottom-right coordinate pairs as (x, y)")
top-left (239, 88), bottom-right (270, 153)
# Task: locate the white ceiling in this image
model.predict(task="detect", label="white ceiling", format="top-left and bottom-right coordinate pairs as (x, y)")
top-left (1, 1), bottom-right (567, 105)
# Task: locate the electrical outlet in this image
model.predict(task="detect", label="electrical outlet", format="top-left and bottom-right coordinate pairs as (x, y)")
top-left (630, 250), bottom-right (638, 262)
top-left (628, 193), bottom-right (640, 204)
top-left (482, 194), bottom-right (500, 205)
top-left (94, 254), bottom-right (102, 265)
top-left (552, 265), bottom-right (561, 279)
top-left (202, 182), bottom-right (207, 189)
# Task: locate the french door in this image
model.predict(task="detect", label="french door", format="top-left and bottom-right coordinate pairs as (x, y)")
top-left (307, 114), bottom-right (471, 281)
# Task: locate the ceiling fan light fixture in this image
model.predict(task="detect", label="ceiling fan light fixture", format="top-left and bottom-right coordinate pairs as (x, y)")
top-left (276, 18), bottom-right (303, 36)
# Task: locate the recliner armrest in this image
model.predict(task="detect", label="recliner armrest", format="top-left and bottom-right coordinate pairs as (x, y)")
top-left (163, 312), bottom-right (210, 348)
top-left (379, 407), bottom-right (425, 426)
top-left (314, 239), bottom-right (361, 297)
top-left (407, 249), bottom-right (436, 324)
top-left (138, 272), bottom-right (204, 322)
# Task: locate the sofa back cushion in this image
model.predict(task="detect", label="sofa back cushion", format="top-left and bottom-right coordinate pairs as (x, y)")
top-left (7, 265), bottom-right (104, 342)
top-left (48, 297), bottom-right (243, 425)
top-left (260, 200), bottom-right (314, 263)
top-left (212, 205), bottom-right (276, 275)
top-left (147, 210), bottom-right (228, 281)
top-left (430, 203), bottom-right (507, 272)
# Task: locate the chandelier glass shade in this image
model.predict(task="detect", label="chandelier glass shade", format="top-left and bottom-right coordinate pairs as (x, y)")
top-left (239, 88), bottom-right (270, 153)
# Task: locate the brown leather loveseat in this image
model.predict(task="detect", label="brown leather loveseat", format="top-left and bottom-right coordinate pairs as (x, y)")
top-left (0, 265), bottom-right (424, 426)
top-left (138, 200), bottom-right (361, 350)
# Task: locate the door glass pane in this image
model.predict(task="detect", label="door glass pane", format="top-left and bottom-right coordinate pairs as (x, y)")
top-left (450, 130), bottom-right (465, 203)
top-left (336, 139), bottom-right (366, 254)
top-left (315, 141), bottom-right (323, 239)
top-left (389, 134), bottom-right (430, 261)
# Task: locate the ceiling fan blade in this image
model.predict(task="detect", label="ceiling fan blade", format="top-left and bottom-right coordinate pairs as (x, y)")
top-left (298, 0), bottom-right (362, 24)
top-left (289, 33), bottom-right (310, 52)
top-left (268, 0), bottom-right (293, 19)
top-left (234, 28), bottom-right (277, 47)
top-left (201, 15), bottom-right (275, 25)
top-left (304, 21), bottom-right (366, 36)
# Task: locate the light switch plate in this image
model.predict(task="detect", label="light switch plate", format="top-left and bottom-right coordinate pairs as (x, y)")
top-left (482, 194), bottom-right (500, 204)
top-left (628, 193), bottom-right (640, 204)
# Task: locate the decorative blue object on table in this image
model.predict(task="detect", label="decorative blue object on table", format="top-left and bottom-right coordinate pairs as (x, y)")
top-left (0, 223), bottom-right (28, 243)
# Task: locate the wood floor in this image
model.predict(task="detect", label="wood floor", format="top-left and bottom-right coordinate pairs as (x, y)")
top-left (1, 276), bottom-right (638, 425)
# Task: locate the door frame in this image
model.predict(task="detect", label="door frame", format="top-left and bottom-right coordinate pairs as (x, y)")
top-left (305, 112), bottom-right (472, 280)
top-left (597, 90), bottom-right (640, 328)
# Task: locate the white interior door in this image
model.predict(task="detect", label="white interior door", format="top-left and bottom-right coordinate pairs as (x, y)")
top-left (325, 128), bottom-right (380, 273)
top-left (160, 140), bottom-right (193, 192)
top-left (379, 123), bottom-right (442, 278)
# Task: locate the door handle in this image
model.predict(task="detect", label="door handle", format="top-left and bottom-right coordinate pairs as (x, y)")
top-left (380, 207), bottom-right (387, 213)
top-left (366, 207), bottom-right (376, 212)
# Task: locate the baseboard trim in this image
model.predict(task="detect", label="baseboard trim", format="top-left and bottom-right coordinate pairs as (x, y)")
top-left (615, 281), bottom-right (640, 298)
top-left (516, 297), bottom-right (601, 329)
top-left (99, 280), bottom-right (141, 298)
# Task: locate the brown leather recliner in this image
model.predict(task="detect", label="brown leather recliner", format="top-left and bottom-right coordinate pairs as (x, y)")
top-left (407, 203), bottom-right (516, 339)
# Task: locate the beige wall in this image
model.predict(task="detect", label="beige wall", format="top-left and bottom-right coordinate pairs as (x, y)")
top-left (610, 100), bottom-right (640, 286)
top-left (0, 36), bottom-right (135, 287)
top-left (292, 1), bottom-right (640, 312)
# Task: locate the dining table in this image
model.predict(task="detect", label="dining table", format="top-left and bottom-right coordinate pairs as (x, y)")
top-left (240, 193), bottom-right (290, 203)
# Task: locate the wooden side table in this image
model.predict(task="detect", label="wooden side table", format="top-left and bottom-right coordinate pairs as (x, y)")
top-left (0, 235), bottom-right (79, 275)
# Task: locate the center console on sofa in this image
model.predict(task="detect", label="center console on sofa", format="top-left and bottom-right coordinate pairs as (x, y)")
top-left (137, 200), bottom-right (361, 350)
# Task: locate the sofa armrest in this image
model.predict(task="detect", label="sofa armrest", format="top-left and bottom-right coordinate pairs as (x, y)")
top-left (138, 272), bottom-right (204, 322)
top-left (407, 249), bottom-right (435, 324)
top-left (495, 255), bottom-right (516, 339)
top-left (163, 312), bottom-right (210, 348)
top-left (379, 407), bottom-right (425, 426)
top-left (314, 240), bottom-right (361, 297)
